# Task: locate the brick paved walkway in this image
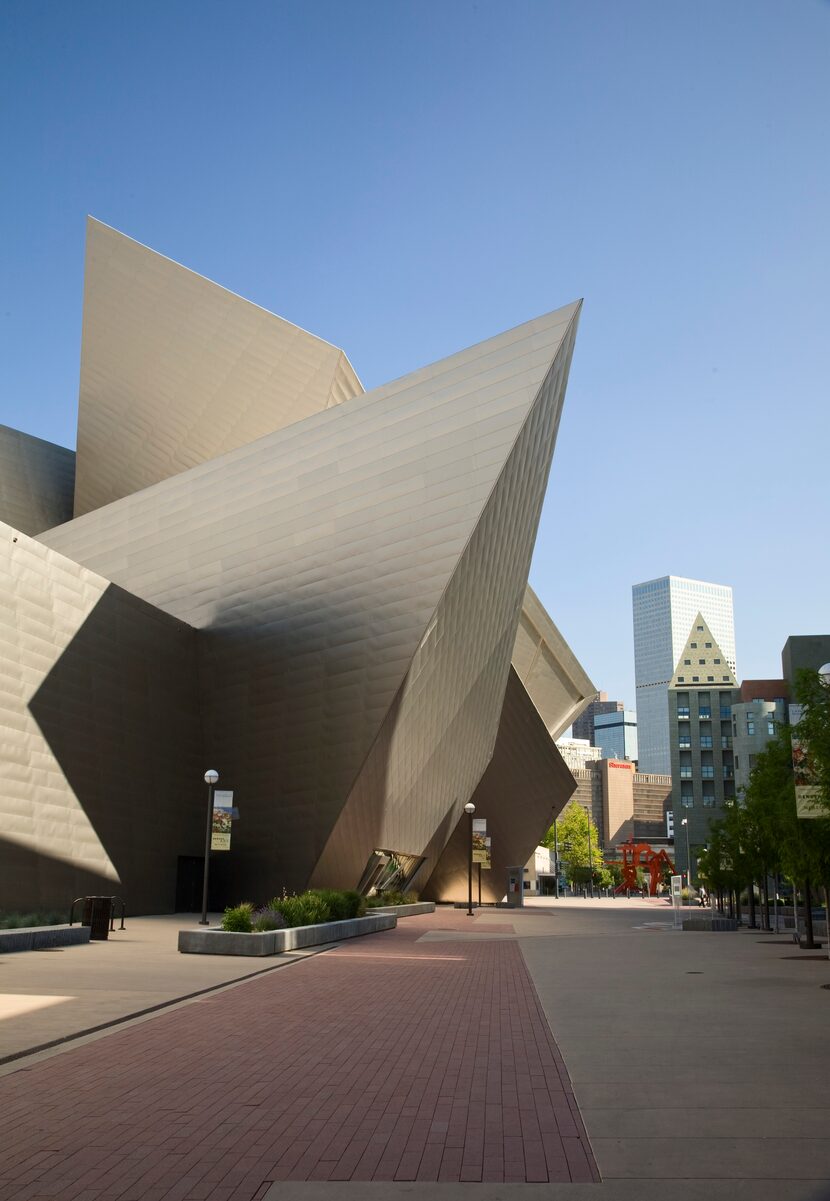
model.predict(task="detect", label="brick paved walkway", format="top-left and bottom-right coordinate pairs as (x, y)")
top-left (0, 911), bottom-right (598, 1199)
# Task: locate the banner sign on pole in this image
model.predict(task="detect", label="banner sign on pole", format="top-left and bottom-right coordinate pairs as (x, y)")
top-left (789, 705), bottom-right (824, 818)
top-left (472, 818), bottom-right (490, 866)
top-left (211, 789), bottom-right (234, 851)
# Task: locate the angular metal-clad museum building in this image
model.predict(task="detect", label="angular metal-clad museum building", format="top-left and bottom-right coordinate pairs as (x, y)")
top-left (0, 219), bottom-right (594, 913)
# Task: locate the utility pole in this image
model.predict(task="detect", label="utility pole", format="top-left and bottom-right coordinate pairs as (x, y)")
top-left (585, 806), bottom-right (594, 899)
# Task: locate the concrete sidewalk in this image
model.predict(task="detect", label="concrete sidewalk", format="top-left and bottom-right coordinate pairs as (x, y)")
top-left (1, 898), bottom-right (829, 1200)
top-left (0, 913), bottom-right (328, 1066)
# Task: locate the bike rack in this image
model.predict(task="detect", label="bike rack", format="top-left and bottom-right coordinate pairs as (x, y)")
top-left (110, 896), bottom-right (126, 931)
top-left (68, 895), bottom-right (126, 930)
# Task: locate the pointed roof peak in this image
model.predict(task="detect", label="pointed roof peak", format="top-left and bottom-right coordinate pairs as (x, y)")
top-left (670, 613), bottom-right (737, 688)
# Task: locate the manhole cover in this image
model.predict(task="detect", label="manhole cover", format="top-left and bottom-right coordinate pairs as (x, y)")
top-left (33, 947), bottom-right (64, 952)
top-left (822, 984), bottom-right (830, 991)
top-left (686, 970), bottom-right (703, 974)
top-left (780, 955), bottom-right (828, 961)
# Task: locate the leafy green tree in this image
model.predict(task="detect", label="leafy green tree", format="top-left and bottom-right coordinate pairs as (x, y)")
top-left (701, 726), bottom-right (830, 934)
top-left (542, 802), bottom-right (604, 886)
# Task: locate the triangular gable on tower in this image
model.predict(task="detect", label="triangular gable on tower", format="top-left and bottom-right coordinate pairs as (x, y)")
top-left (670, 613), bottom-right (737, 688)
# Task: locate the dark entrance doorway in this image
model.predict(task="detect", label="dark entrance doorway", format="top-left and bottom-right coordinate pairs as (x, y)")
top-left (175, 855), bottom-right (203, 912)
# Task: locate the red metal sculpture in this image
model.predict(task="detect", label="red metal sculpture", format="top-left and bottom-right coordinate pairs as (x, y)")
top-left (615, 841), bottom-right (675, 896)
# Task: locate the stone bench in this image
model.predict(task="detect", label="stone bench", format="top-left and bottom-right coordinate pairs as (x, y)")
top-left (0, 924), bottom-right (92, 953)
top-left (178, 912), bottom-right (396, 955)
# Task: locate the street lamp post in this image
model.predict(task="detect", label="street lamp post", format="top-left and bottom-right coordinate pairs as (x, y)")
top-left (464, 802), bottom-right (476, 916)
top-left (681, 818), bottom-right (691, 895)
top-left (553, 817), bottom-right (560, 900)
top-left (200, 769), bottom-right (219, 925)
top-left (585, 807), bottom-right (594, 899)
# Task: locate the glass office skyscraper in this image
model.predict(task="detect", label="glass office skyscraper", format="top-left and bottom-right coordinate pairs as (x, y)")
top-left (632, 576), bottom-right (735, 774)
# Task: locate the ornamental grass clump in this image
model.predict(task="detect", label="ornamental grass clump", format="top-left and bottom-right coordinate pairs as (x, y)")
top-left (221, 903), bottom-right (254, 933)
top-left (308, 889), bottom-right (366, 920)
top-left (251, 906), bottom-right (286, 932)
top-left (269, 891), bottom-right (330, 928)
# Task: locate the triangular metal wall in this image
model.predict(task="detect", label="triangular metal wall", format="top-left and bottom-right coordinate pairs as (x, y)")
top-left (41, 302), bottom-right (581, 897)
top-left (74, 219), bottom-right (362, 517)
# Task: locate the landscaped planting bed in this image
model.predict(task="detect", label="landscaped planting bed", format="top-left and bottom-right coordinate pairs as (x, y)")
top-left (178, 888), bottom-right (401, 956)
top-left (0, 924), bottom-right (91, 953)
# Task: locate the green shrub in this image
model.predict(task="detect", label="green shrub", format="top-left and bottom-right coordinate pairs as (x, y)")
top-left (343, 889), bottom-right (367, 918)
top-left (269, 891), bottom-right (331, 928)
top-left (0, 910), bottom-right (66, 930)
top-left (221, 903), bottom-right (254, 933)
top-left (309, 889), bottom-right (366, 920)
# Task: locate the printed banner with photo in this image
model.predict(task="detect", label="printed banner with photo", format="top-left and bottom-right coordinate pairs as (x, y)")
top-left (472, 819), bottom-right (491, 867)
top-left (789, 705), bottom-right (825, 819)
top-left (211, 789), bottom-right (234, 850)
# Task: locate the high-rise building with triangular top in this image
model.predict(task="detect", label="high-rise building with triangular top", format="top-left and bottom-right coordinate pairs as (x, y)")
top-left (632, 576), bottom-right (736, 774)
top-left (667, 613), bottom-right (739, 885)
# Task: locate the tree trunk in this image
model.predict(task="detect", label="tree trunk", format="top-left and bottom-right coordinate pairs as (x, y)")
top-left (735, 888), bottom-right (742, 926)
top-left (761, 872), bottom-right (770, 932)
top-left (748, 880), bottom-right (757, 929)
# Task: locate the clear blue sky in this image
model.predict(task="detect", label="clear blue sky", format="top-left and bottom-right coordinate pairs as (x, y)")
top-left (2, 0), bottom-right (828, 709)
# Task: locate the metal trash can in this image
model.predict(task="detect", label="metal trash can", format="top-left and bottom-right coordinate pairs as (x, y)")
top-left (82, 896), bottom-right (113, 940)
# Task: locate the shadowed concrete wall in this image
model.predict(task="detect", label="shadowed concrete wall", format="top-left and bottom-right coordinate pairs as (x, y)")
top-left (421, 668), bottom-right (577, 904)
top-left (0, 425), bottom-right (75, 536)
top-left (1, 524), bottom-right (203, 914)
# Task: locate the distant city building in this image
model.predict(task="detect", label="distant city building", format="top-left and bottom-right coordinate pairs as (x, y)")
top-left (593, 709), bottom-right (638, 763)
top-left (731, 695), bottom-right (788, 796)
top-left (555, 738), bottom-right (603, 773)
top-left (525, 760), bottom-right (672, 893)
top-left (668, 613), bottom-right (739, 881)
top-left (782, 635), bottom-right (830, 687)
top-left (633, 575), bottom-right (736, 774)
top-left (571, 693), bottom-right (624, 744)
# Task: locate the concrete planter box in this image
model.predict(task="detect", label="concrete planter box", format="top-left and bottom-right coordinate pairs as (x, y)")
top-left (0, 924), bottom-right (91, 953)
top-left (178, 929), bottom-right (277, 956)
top-left (369, 902), bottom-right (435, 918)
top-left (683, 916), bottom-right (738, 932)
top-left (178, 912), bottom-right (396, 956)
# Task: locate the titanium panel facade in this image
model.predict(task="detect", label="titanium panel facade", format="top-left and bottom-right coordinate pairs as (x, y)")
top-left (42, 303), bottom-right (581, 900)
top-left (422, 668), bottom-right (577, 904)
top-left (0, 523), bottom-right (203, 914)
top-left (0, 424), bottom-right (75, 535)
top-left (5, 222), bottom-right (592, 913)
top-left (74, 219), bottom-right (362, 517)
top-left (312, 326), bottom-right (579, 895)
top-left (513, 584), bottom-right (595, 739)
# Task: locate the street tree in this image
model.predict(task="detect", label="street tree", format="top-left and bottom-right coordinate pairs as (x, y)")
top-left (542, 802), bottom-right (605, 887)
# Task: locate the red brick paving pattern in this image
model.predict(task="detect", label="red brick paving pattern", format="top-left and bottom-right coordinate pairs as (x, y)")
top-left (0, 911), bottom-right (598, 1199)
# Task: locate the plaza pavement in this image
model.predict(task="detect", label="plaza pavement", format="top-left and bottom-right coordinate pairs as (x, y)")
top-left (0, 898), bottom-right (829, 1200)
